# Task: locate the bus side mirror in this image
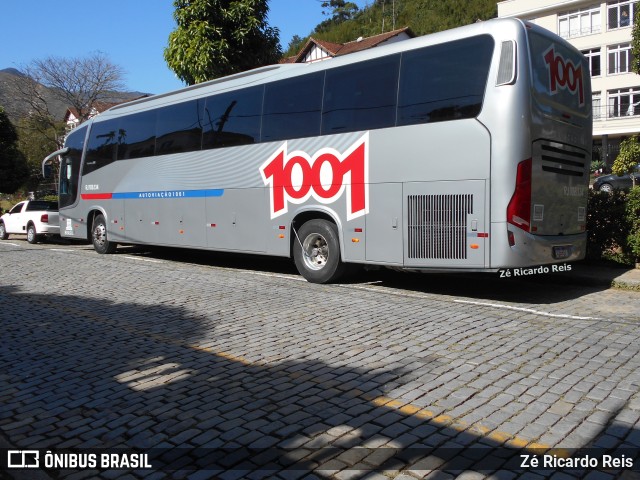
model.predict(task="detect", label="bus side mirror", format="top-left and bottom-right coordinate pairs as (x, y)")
top-left (41, 147), bottom-right (69, 178)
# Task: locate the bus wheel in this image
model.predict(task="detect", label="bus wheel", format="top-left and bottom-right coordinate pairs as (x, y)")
top-left (92, 214), bottom-right (117, 254)
top-left (294, 219), bottom-right (346, 284)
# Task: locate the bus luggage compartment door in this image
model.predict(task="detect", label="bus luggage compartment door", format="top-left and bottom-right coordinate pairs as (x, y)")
top-left (403, 180), bottom-right (487, 268)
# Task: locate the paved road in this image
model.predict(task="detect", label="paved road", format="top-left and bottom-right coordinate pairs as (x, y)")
top-left (1, 239), bottom-right (639, 479)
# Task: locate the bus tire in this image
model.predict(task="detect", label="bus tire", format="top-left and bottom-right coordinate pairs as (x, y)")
top-left (92, 214), bottom-right (117, 254)
top-left (294, 219), bottom-right (346, 284)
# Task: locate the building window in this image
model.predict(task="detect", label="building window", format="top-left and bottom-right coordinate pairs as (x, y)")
top-left (608, 43), bottom-right (634, 74)
top-left (558, 6), bottom-right (601, 38)
top-left (608, 0), bottom-right (637, 29)
top-left (593, 92), bottom-right (602, 120)
top-left (582, 48), bottom-right (602, 76)
top-left (608, 87), bottom-right (640, 117)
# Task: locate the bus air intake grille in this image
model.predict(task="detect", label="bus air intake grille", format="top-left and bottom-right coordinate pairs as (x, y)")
top-left (407, 194), bottom-right (473, 259)
top-left (539, 143), bottom-right (587, 177)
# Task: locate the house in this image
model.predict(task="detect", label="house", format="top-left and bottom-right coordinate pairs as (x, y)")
top-left (281, 27), bottom-right (414, 64)
top-left (498, 0), bottom-right (640, 166)
top-left (64, 101), bottom-right (121, 131)
top-left (64, 96), bottom-right (149, 131)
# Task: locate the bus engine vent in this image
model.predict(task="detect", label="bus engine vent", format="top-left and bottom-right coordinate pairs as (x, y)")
top-left (407, 194), bottom-right (473, 259)
top-left (539, 143), bottom-right (587, 177)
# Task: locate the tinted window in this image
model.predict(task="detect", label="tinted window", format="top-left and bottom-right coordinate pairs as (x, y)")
top-left (117, 110), bottom-right (156, 160)
top-left (398, 36), bottom-right (494, 125)
top-left (322, 55), bottom-right (400, 135)
top-left (262, 73), bottom-right (323, 142)
top-left (61, 125), bottom-right (87, 207)
top-left (84, 120), bottom-right (119, 175)
top-left (157, 100), bottom-right (204, 155)
top-left (202, 86), bottom-right (263, 149)
top-left (26, 201), bottom-right (58, 211)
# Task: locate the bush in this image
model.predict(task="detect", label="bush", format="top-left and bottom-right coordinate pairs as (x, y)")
top-left (586, 189), bottom-right (633, 263)
top-left (625, 187), bottom-right (640, 264)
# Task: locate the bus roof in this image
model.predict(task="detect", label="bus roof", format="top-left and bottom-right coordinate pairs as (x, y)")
top-left (95, 18), bottom-right (531, 120)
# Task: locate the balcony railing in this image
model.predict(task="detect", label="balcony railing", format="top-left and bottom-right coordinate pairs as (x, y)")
top-left (593, 102), bottom-right (640, 120)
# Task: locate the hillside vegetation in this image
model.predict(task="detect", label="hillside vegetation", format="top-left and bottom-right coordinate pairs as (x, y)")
top-left (285, 0), bottom-right (500, 57)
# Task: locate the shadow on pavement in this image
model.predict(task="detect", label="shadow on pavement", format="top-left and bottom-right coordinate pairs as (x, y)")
top-left (1, 285), bottom-right (638, 479)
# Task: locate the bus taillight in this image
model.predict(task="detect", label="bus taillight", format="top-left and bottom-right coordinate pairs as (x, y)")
top-left (507, 158), bottom-right (532, 232)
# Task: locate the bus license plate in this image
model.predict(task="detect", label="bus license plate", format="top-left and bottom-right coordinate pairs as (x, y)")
top-left (553, 245), bottom-right (571, 259)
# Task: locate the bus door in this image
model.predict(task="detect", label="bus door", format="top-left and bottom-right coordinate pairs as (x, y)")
top-left (403, 180), bottom-right (487, 268)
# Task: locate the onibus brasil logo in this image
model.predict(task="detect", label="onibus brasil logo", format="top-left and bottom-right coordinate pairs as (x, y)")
top-left (260, 134), bottom-right (369, 221)
top-left (543, 45), bottom-right (585, 107)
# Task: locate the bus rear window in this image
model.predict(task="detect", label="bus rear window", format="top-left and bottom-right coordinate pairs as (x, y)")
top-left (398, 35), bottom-right (494, 125)
top-left (528, 30), bottom-right (590, 116)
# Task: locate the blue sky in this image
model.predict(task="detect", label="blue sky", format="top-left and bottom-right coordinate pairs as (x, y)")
top-left (1, 0), bottom-right (369, 95)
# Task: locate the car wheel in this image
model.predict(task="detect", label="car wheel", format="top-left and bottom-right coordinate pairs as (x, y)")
top-left (293, 219), bottom-right (346, 284)
top-left (27, 224), bottom-right (39, 244)
top-left (598, 183), bottom-right (613, 193)
top-left (92, 214), bottom-right (117, 254)
top-left (0, 222), bottom-right (7, 240)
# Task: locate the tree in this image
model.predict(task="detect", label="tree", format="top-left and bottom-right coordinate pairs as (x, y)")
top-left (613, 136), bottom-right (640, 187)
top-left (320, 0), bottom-right (360, 23)
top-left (19, 52), bottom-right (125, 127)
top-left (16, 116), bottom-right (63, 192)
top-left (285, 35), bottom-right (308, 58)
top-left (0, 107), bottom-right (29, 194)
top-left (164, 0), bottom-right (282, 85)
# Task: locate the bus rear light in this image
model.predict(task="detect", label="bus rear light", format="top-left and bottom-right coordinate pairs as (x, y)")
top-left (507, 158), bottom-right (532, 232)
top-left (40, 214), bottom-right (49, 223)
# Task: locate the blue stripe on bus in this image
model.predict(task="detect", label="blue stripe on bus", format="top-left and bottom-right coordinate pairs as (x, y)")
top-left (111, 189), bottom-right (224, 200)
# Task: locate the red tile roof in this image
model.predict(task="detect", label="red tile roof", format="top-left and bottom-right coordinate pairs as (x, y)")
top-left (281, 27), bottom-right (414, 64)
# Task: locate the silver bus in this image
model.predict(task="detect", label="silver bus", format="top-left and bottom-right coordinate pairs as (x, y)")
top-left (43, 19), bottom-right (592, 283)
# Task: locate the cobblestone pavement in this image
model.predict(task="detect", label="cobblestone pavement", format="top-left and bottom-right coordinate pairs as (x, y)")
top-left (1, 240), bottom-right (639, 480)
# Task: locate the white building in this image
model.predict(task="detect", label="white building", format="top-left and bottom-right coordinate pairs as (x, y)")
top-left (498, 0), bottom-right (640, 166)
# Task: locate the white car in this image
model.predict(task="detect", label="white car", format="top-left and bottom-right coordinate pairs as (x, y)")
top-left (0, 200), bottom-right (60, 243)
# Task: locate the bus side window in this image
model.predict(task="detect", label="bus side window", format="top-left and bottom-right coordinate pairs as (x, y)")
top-left (85, 120), bottom-right (119, 175)
top-left (156, 100), bottom-right (204, 155)
top-left (202, 86), bottom-right (263, 149)
top-left (262, 73), bottom-right (323, 142)
top-left (117, 110), bottom-right (157, 160)
top-left (322, 55), bottom-right (400, 135)
top-left (397, 35), bottom-right (494, 126)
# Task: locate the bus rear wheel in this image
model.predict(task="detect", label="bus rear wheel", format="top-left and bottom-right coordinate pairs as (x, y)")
top-left (92, 214), bottom-right (117, 254)
top-left (294, 219), bottom-right (346, 284)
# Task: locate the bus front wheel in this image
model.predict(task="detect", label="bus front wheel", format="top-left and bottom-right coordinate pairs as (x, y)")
top-left (293, 219), bottom-right (346, 284)
top-left (92, 214), bottom-right (117, 254)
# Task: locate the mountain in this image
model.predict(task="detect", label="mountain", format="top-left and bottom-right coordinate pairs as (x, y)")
top-left (285, 0), bottom-right (500, 56)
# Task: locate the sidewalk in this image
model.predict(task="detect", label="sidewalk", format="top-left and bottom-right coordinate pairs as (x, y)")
top-left (564, 261), bottom-right (640, 291)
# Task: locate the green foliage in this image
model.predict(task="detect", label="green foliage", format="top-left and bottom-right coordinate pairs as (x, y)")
top-left (0, 107), bottom-right (29, 194)
top-left (284, 35), bottom-right (308, 58)
top-left (16, 116), bottom-right (64, 191)
top-left (587, 189), bottom-right (630, 261)
top-left (612, 136), bottom-right (640, 187)
top-left (625, 187), bottom-right (640, 261)
top-left (632, 8), bottom-right (640, 73)
top-left (307, 0), bottom-right (498, 45)
top-left (165, 0), bottom-right (282, 85)
top-left (590, 160), bottom-right (605, 174)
